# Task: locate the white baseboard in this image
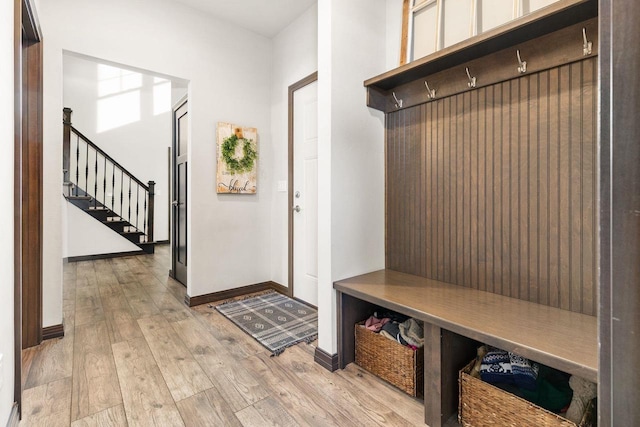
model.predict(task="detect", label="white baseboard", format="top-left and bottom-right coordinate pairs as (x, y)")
top-left (5, 403), bottom-right (19, 427)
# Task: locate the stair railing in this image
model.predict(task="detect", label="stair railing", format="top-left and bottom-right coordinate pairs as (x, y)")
top-left (63, 108), bottom-right (155, 243)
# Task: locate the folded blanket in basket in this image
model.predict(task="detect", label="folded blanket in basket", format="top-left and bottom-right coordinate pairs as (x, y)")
top-left (480, 350), bottom-right (514, 384)
top-left (364, 315), bottom-right (390, 332)
top-left (399, 318), bottom-right (424, 348)
top-left (480, 349), bottom-right (539, 391)
top-left (509, 352), bottom-right (539, 391)
top-left (380, 322), bottom-right (408, 345)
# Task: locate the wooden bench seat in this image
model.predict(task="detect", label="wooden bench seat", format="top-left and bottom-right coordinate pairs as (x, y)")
top-left (334, 269), bottom-right (598, 426)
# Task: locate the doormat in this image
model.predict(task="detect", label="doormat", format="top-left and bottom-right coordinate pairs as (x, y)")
top-left (215, 292), bottom-right (317, 356)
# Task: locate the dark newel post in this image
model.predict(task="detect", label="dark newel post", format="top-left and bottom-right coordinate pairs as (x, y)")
top-left (147, 181), bottom-right (155, 243)
top-left (63, 107), bottom-right (72, 184)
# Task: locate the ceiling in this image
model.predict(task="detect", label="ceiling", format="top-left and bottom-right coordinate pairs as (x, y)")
top-left (171, 0), bottom-right (317, 38)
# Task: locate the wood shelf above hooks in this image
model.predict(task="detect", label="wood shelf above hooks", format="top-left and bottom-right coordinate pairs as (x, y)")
top-left (364, 0), bottom-right (597, 112)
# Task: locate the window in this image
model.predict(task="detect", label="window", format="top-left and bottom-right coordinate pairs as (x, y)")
top-left (405, 0), bottom-right (558, 63)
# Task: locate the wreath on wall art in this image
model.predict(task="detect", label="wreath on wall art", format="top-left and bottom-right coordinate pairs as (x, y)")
top-left (216, 122), bottom-right (258, 194)
top-left (221, 134), bottom-right (258, 174)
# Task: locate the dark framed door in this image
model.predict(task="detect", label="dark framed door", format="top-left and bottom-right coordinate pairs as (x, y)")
top-left (172, 98), bottom-right (188, 286)
top-left (14, 0), bottom-right (43, 416)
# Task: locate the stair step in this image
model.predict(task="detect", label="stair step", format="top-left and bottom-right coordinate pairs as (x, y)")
top-left (138, 242), bottom-right (155, 254)
top-left (103, 219), bottom-right (127, 232)
top-left (85, 208), bottom-right (112, 221)
top-left (122, 230), bottom-right (144, 244)
top-left (65, 185), bottom-right (153, 254)
top-left (66, 195), bottom-right (94, 210)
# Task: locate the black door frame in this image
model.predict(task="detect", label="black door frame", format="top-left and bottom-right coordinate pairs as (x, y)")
top-left (171, 96), bottom-right (188, 286)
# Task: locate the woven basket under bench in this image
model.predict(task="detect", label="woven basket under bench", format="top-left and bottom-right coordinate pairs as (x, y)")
top-left (354, 322), bottom-right (424, 397)
top-left (459, 360), bottom-right (596, 427)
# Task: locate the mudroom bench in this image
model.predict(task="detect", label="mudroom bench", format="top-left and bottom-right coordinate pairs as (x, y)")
top-left (334, 269), bottom-right (597, 427)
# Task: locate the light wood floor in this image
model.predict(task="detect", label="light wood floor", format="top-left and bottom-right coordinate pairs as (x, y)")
top-left (19, 245), bottom-right (436, 426)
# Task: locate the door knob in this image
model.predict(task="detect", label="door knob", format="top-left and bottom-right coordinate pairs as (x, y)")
top-left (172, 200), bottom-right (178, 207)
top-left (293, 205), bottom-right (301, 213)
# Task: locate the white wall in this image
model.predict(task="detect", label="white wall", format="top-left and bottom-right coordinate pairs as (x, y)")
top-left (38, 0), bottom-right (274, 325)
top-left (317, 0), bottom-right (387, 354)
top-left (0, 0), bottom-right (15, 421)
top-left (172, 81), bottom-right (188, 106)
top-left (270, 4), bottom-right (318, 287)
top-left (63, 54), bottom-right (172, 245)
top-left (386, 0), bottom-right (403, 70)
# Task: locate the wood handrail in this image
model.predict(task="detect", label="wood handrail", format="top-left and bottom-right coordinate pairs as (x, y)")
top-left (69, 125), bottom-right (149, 191)
top-left (63, 107), bottom-right (155, 243)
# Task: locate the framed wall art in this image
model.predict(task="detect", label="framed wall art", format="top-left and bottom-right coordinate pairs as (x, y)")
top-left (216, 122), bottom-right (258, 194)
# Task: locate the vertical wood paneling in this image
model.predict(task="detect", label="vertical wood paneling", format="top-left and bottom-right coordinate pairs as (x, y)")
top-left (408, 107), bottom-right (417, 275)
top-left (538, 71), bottom-right (550, 307)
top-left (420, 104), bottom-right (427, 278)
top-left (492, 84), bottom-right (503, 296)
top-left (425, 104), bottom-right (433, 278)
top-left (570, 62), bottom-right (584, 313)
top-left (450, 95), bottom-right (457, 285)
top-left (510, 79), bottom-right (520, 300)
top-left (394, 111), bottom-right (403, 271)
top-left (501, 82), bottom-right (511, 297)
top-left (558, 65), bottom-right (571, 311)
top-left (519, 77), bottom-right (530, 302)
top-left (397, 110), bottom-right (402, 271)
top-left (395, 110), bottom-right (402, 271)
top-left (581, 58), bottom-right (595, 316)
top-left (455, 94), bottom-right (464, 285)
top-left (470, 90), bottom-right (479, 289)
top-left (396, 109), bottom-right (403, 271)
top-left (477, 88), bottom-right (486, 292)
top-left (484, 86), bottom-right (494, 294)
top-left (385, 115), bottom-right (391, 269)
top-left (429, 101), bottom-right (437, 279)
top-left (528, 75), bottom-right (540, 304)
top-left (463, 92), bottom-right (471, 288)
top-left (442, 97), bottom-right (451, 283)
top-left (548, 67), bottom-right (560, 309)
top-left (437, 100), bottom-right (445, 281)
top-left (385, 57), bottom-right (597, 315)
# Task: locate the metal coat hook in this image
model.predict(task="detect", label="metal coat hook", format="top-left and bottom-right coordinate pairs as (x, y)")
top-left (517, 49), bottom-right (527, 74)
top-left (392, 92), bottom-right (403, 109)
top-left (424, 81), bottom-right (436, 100)
top-left (465, 67), bottom-right (476, 88)
top-left (582, 28), bottom-right (592, 56)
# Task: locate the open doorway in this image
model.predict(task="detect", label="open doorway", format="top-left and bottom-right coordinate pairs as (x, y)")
top-left (61, 53), bottom-right (188, 274)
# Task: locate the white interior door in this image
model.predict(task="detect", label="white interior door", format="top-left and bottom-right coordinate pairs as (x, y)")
top-left (293, 81), bottom-right (318, 306)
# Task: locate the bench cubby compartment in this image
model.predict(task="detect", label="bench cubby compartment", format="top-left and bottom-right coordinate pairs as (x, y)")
top-left (354, 321), bottom-right (424, 397)
top-left (459, 359), bottom-right (596, 427)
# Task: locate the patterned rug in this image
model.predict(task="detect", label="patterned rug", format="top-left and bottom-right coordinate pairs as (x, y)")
top-left (215, 292), bottom-right (318, 356)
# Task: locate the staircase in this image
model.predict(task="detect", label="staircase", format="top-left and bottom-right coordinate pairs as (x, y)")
top-left (63, 108), bottom-right (156, 254)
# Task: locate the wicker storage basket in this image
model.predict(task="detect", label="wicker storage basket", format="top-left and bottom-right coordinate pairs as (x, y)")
top-left (354, 322), bottom-right (424, 397)
top-left (459, 360), bottom-right (596, 427)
